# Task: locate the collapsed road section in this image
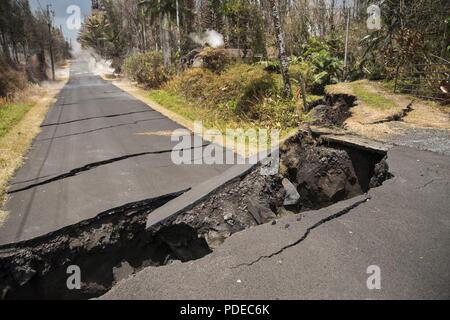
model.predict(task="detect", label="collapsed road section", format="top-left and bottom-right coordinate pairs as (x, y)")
top-left (0, 190), bottom-right (212, 299)
top-left (0, 131), bottom-right (392, 300)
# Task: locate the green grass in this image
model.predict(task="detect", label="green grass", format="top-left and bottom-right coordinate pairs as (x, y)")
top-left (0, 103), bottom-right (33, 138)
top-left (352, 83), bottom-right (397, 110)
top-left (148, 89), bottom-right (309, 148)
top-left (148, 89), bottom-right (239, 132)
top-left (148, 88), bottom-right (323, 134)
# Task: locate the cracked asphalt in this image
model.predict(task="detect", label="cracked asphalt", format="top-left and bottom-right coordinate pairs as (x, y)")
top-left (0, 58), bottom-right (231, 244)
top-left (373, 121), bottom-right (450, 156)
top-left (102, 146), bottom-right (450, 299)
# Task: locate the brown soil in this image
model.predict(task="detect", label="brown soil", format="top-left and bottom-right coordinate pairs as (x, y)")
top-left (306, 94), bottom-right (356, 127)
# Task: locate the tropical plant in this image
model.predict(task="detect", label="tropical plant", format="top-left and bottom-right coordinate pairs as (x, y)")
top-left (122, 51), bottom-right (172, 87)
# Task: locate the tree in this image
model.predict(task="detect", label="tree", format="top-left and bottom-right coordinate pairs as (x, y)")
top-left (140, 0), bottom-right (181, 66)
top-left (269, 0), bottom-right (291, 98)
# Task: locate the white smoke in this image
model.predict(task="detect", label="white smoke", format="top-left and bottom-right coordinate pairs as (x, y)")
top-left (189, 30), bottom-right (224, 48)
top-left (71, 47), bottom-right (115, 76)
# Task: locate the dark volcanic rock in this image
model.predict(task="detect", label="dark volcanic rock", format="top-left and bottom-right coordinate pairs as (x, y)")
top-left (281, 132), bottom-right (365, 210)
top-left (369, 156), bottom-right (393, 188)
top-left (295, 147), bottom-right (363, 208)
top-left (247, 198), bottom-right (277, 225)
top-left (173, 165), bottom-right (285, 248)
top-left (308, 94), bottom-right (356, 127)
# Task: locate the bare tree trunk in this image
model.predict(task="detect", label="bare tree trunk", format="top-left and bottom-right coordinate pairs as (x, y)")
top-left (162, 12), bottom-right (171, 66)
top-left (141, 7), bottom-right (147, 52)
top-left (330, 0), bottom-right (335, 34)
top-left (175, 0), bottom-right (181, 52)
top-left (269, 0), bottom-right (292, 98)
top-left (0, 30), bottom-right (11, 61)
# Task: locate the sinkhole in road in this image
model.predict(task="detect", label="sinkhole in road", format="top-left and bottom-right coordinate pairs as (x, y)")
top-left (0, 131), bottom-right (392, 300)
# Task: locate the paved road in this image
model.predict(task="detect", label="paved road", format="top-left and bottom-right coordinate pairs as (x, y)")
top-left (102, 146), bottom-right (450, 299)
top-left (0, 58), bottom-right (231, 244)
top-left (385, 122), bottom-right (450, 156)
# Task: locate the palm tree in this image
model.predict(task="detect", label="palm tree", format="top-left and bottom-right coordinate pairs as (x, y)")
top-left (139, 0), bottom-right (178, 66)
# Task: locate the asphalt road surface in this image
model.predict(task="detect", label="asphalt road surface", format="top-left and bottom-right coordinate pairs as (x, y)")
top-left (0, 59), bottom-right (231, 244)
top-left (102, 147), bottom-right (450, 299)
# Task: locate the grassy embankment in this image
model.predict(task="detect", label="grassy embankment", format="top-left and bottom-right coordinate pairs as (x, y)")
top-left (147, 64), bottom-right (320, 133)
top-left (0, 76), bottom-right (68, 226)
top-left (115, 60), bottom-right (322, 156)
top-left (326, 80), bottom-right (450, 139)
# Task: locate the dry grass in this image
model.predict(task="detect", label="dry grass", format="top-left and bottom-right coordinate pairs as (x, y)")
top-left (0, 65), bottom-right (69, 223)
top-left (327, 80), bottom-right (450, 139)
top-left (0, 210), bottom-right (8, 227)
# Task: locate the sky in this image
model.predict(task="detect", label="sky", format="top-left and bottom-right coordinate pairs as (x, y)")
top-left (29, 0), bottom-right (92, 47)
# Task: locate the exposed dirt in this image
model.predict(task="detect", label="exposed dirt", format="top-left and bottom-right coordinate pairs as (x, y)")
top-left (280, 131), bottom-right (389, 210)
top-left (369, 102), bottom-right (414, 124)
top-left (163, 131), bottom-right (390, 250)
top-left (172, 168), bottom-right (285, 249)
top-left (0, 131), bottom-right (392, 300)
top-left (306, 94), bottom-right (356, 127)
top-left (0, 66), bottom-right (70, 224)
top-left (327, 80), bottom-right (450, 143)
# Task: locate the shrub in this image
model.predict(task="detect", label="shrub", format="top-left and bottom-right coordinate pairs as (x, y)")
top-left (198, 47), bottom-right (235, 73)
top-left (122, 51), bottom-right (172, 88)
top-left (0, 59), bottom-right (27, 98)
top-left (162, 63), bottom-right (296, 128)
top-left (166, 64), bottom-right (279, 115)
top-left (259, 60), bottom-right (280, 73)
top-left (289, 62), bottom-right (314, 90)
top-left (297, 37), bottom-right (344, 94)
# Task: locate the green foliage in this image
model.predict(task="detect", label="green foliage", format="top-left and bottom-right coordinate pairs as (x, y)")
top-left (79, 0), bottom-right (129, 69)
top-left (359, 0), bottom-right (450, 79)
top-left (352, 83), bottom-right (396, 110)
top-left (222, 0), bottom-right (266, 55)
top-left (122, 51), bottom-right (172, 88)
top-left (0, 0), bottom-right (70, 93)
top-left (0, 102), bottom-right (32, 138)
top-left (259, 60), bottom-right (280, 73)
top-left (199, 48), bottom-right (234, 73)
top-left (161, 63), bottom-right (298, 129)
top-left (296, 38), bottom-right (344, 94)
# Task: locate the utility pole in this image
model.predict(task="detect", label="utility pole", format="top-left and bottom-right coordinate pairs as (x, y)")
top-left (343, 6), bottom-right (350, 81)
top-left (47, 4), bottom-right (56, 81)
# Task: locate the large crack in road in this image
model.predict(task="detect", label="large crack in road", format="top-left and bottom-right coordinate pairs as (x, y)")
top-left (0, 133), bottom-right (393, 300)
top-left (232, 196), bottom-right (371, 268)
top-left (7, 144), bottom-right (210, 194)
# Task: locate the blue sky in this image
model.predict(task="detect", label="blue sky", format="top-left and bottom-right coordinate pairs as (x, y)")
top-left (29, 0), bottom-right (92, 45)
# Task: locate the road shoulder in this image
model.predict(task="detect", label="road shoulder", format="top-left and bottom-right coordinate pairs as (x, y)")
top-left (0, 65), bottom-right (70, 226)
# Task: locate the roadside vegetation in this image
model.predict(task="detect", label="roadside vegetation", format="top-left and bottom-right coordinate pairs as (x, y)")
top-left (0, 1), bottom-right (71, 98)
top-left (79, 0), bottom-right (449, 135)
top-left (0, 102), bottom-right (33, 138)
top-left (0, 1), bottom-right (71, 223)
top-left (0, 82), bottom-right (69, 226)
top-left (327, 80), bottom-right (398, 110)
